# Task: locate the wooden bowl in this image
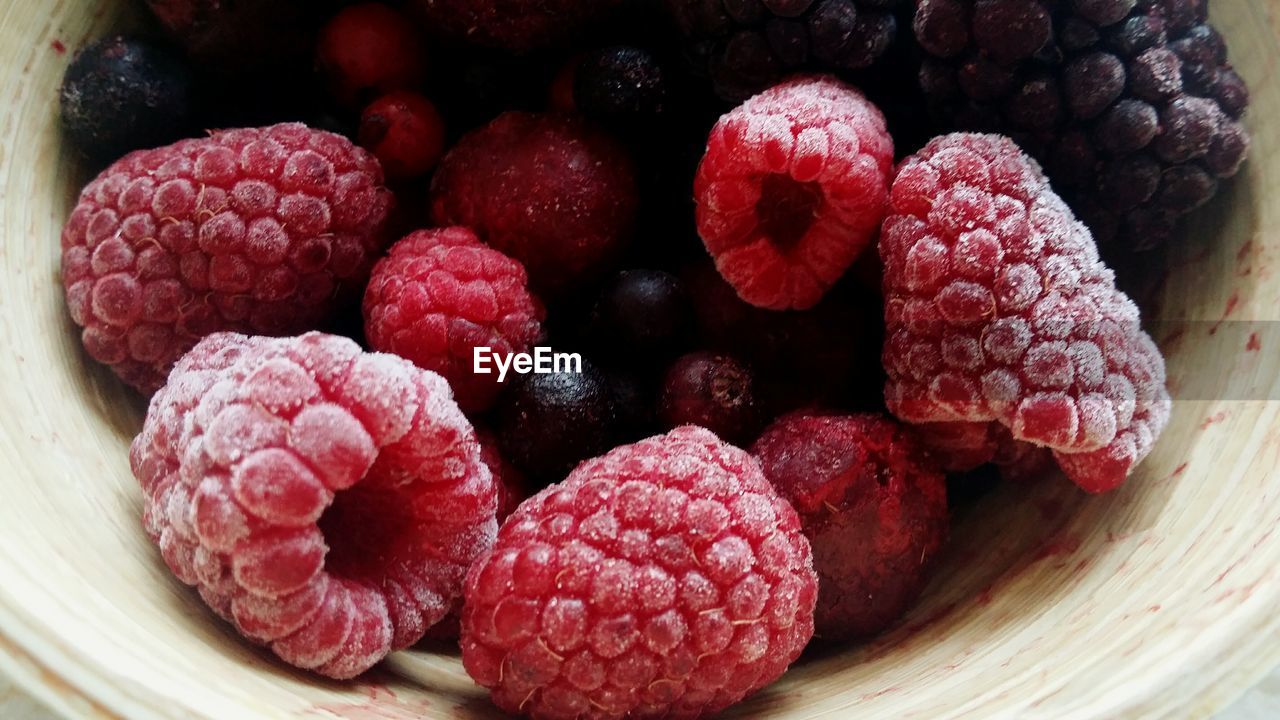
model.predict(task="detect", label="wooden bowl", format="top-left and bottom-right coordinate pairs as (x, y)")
top-left (1, 2), bottom-right (1278, 718)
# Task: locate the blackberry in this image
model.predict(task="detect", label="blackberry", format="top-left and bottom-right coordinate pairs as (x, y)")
top-left (913, 0), bottom-right (1250, 252)
top-left (665, 0), bottom-right (907, 101)
top-left (59, 36), bottom-right (195, 162)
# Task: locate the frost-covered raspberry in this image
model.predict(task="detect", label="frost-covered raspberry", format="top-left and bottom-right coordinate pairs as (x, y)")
top-left (695, 75), bottom-right (893, 310)
top-left (61, 123), bottom-right (394, 394)
top-left (130, 332), bottom-right (497, 678)
top-left (363, 227), bottom-right (544, 414)
top-left (752, 412), bottom-right (947, 641)
top-left (880, 133), bottom-right (1171, 493)
top-left (461, 426), bottom-right (817, 719)
top-left (430, 112), bottom-right (638, 293)
top-left (913, 0), bottom-right (1250, 251)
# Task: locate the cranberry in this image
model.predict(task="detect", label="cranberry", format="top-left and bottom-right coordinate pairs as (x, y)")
top-left (317, 3), bottom-right (427, 109)
top-left (358, 91), bottom-right (446, 180)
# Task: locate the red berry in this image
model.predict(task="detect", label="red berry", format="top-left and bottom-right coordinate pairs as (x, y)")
top-left (476, 426), bottom-right (529, 524)
top-left (363, 227), bottom-right (544, 413)
top-left (430, 112), bottom-right (638, 293)
top-left (358, 91), bottom-right (446, 181)
top-left (752, 412), bottom-right (948, 641)
top-left (318, 3), bottom-right (428, 109)
top-left (881, 133), bottom-right (1171, 493)
top-left (460, 426), bottom-right (817, 719)
top-left (694, 75), bottom-right (894, 310)
top-left (658, 352), bottom-right (761, 445)
top-left (130, 332), bottom-right (498, 678)
top-left (60, 123), bottom-right (394, 394)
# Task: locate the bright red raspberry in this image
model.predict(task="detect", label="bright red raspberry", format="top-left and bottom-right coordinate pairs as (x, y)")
top-left (363, 227), bottom-right (544, 414)
top-left (317, 3), bottom-right (428, 110)
top-left (694, 75), bottom-right (893, 311)
top-left (430, 112), bottom-right (638, 293)
top-left (130, 332), bottom-right (498, 679)
top-left (752, 412), bottom-right (947, 641)
top-left (358, 91), bottom-right (447, 181)
top-left (460, 426), bottom-right (817, 719)
top-left (409, 0), bottom-right (623, 54)
top-left (60, 123), bottom-right (394, 394)
top-left (880, 133), bottom-right (1171, 493)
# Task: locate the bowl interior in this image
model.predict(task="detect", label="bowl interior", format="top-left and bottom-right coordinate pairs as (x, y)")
top-left (2, 2), bottom-right (1280, 719)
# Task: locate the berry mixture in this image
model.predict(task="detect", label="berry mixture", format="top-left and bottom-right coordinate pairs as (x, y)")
top-left (55, 0), bottom-right (1230, 705)
top-left (130, 332), bottom-right (498, 678)
top-left (460, 426), bottom-right (817, 718)
top-left (753, 412), bottom-right (948, 640)
top-left (363, 227), bottom-right (544, 414)
top-left (61, 123), bottom-right (393, 393)
top-left (695, 75), bottom-right (893, 310)
top-left (913, 0), bottom-right (1250, 251)
top-left (880, 133), bottom-right (1170, 493)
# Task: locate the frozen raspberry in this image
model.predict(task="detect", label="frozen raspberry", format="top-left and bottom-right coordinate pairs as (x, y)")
top-left (694, 75), bottom-right (893, 311)
top-left (913, 0), bottom-right (1250, 251)
top-left (145, 0), bottom-right (316, 77)
top-left (658, 352), bottom-right (762, 445)
top-left (363, 228), bottom-right (544, 414)
top-left (60, 123), bottom-right (393, 394)
top-left (60, 36), bottom-right (195, 162)
top-left (130, 332), bottom-right (498, 678)
top-left (460, 426), bottom-right (817, 719)
top-left (357, 91), bottom-right (447, 181)
top-left (409, 0), bottom-right (624, 54)
top-left (318, 3), bottom-right (429, 110)
top-left (665, 0), bottom-right (907, 102)
top-left (431, 112), bottom-right (639, 293)
top-left (495, 359), bottom-right (624, 486)
top-left (880, 133), bottom-right (1171, 493)
top-left (752, 412), bottom-right (946, 640)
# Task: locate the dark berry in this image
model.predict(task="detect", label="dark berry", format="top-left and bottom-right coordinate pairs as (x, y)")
top-left (573, 45), bottom-right (669, 123)
top-left (357, 91), bottom-right (446, 181)
top-left (587, 269), bottom-right (693, 363)
top-left (666, 0), bottom-right (906, 101)
top-left (658, 351), bottom-right (761, 444)
top-left (913, 0), bottom-right (1250, 252)
top-left (495, 358), bottom-right (622, 485)
top-left (59, 36), bottom-right (194, 161)
top-left (317, 3), bottom-right (428, 110)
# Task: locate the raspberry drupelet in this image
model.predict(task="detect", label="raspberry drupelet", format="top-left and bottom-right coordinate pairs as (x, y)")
top-left (694, 75), bottom-right (893, 311)
top-left (913, 0), bottom-right (1250, 251)
top-left (430, 112), bottom-right (639, 293)
top-left (460, 426), bottom-right (817, 719)
top-left (363, 227), bottom-right (545, 414)
top-left (130, 332), bottom-right (498, 678)
top-left (880, 133), bottom-right (1171, 493)
top-left (752, 412), bottom-right (948, 641)
top-left (60, 123), bottom-right (394, 394)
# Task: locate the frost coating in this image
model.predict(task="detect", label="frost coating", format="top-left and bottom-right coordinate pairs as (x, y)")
top-left (131, 332), bottom-right (497, 678)
top-left (881, 133), bottom-right (1170, 493)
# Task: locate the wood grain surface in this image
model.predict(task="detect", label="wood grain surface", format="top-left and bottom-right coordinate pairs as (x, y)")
top-left (1, 1), bottom-right (1278, 718)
